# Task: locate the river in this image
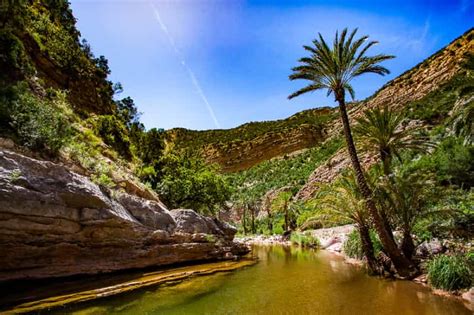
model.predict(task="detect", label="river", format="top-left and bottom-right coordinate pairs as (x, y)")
top-left (17, 245), bottom-right (465, 314)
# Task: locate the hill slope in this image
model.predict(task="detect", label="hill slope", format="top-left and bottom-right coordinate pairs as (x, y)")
top-left (167, 29), bottom-right (473, 176)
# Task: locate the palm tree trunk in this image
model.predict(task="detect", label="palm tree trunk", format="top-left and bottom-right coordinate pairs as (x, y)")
top-left (242, 205), bottom-right (247, 235)
top-left (401, 230), bottom-right (415, 260)
top-left (337, 95), bottom-right (417, 278)
top-left (267, 209), bottom-right (273, 234)
top-left (251, 205), bottom-right (256, 234)
top-left (380, 149), bottom-right (392, 176)
top-left (359, 224), bottom-right (381, 275)
top-left (379, 149), bottom-right (396, 244)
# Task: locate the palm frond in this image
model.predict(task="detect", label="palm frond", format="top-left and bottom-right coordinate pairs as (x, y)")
top-left (289, 28), bottom-right (394, 101)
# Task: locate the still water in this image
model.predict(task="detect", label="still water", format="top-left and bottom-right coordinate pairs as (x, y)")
top-left (51, 246), bottom-right (470, 315)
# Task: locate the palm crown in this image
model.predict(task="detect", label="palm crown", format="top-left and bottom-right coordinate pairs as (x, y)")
top-left (288, 28), bottom-right (394, 101)
top-left (353, 106), bottom-right (433, 167)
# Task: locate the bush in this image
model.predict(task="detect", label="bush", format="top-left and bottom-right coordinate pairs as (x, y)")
top-left (2, 85), bottom-right (72, 155)
top-left (0, 30), bottom-right (33, 79)
top-left (93, 115), bottom-right (132, 160)
top-left (290, 232), bottom-right (320, 248)
top-left (427, 255), bottom-right (472, 291)
top-left (404, 136), bottom-right (474, 188)
top-left (343, 229), bottom-right (383, 259)
top-left (156, 151), bottom-right (231, 215)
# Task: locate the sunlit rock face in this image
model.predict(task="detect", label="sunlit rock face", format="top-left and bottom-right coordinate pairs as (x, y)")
top-left (0, 150), bottom-right (248, 282)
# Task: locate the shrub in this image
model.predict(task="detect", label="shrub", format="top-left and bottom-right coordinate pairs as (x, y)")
top-left (93, 115), bottom-right (132, 160)
top-left (0, 30), bottom-right (33, 79)
top-left (343, 229), bottom-right (382, 259)
top-left (404, 136), bottom-right (474, 188)
top-left (3, 85), bottom-right (72, 155)
top-left (290, 232), bottom-right (320, 248)
top-left (427, 255), bottom-right (472, 291)
top-left (156, 151), bottom-right (231, 215)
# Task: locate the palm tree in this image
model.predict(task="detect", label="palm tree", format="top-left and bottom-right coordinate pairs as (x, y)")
top-left (375, 169), bottom-right (445, 260)
top-left (271, 191), bottom-right (293, 232)
top-left (288, 28), bottom-right (416, 277)
top-left (353, 106), bottom-right (433, 245)
top-left (353, 106), bottom-right (432, 175)
top-left (316, 172), bottom-right (382, 274)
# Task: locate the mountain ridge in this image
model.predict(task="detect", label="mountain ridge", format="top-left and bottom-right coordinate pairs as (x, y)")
top-left (167, 28), bottom-right (474, 174)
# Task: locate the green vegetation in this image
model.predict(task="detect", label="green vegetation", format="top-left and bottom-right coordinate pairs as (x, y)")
top-left (403, 136), bottom-right (474, 188)
top-left (288, 27), bottom-right (417, 277)
top-left (156, 151), bottom-right (231, 215)
top-left (167, 107), bottom-right (335, 152)
top-left (290, 232), bottom-right (320, 248)
top-left (427, 254), bottom-right (473, 291)
top-left (1, 83), bottom-right (72, 155)
top-left (343, 230), bottom-right (382, 260)
top-left (227, 137), bottom-right (343, 201)
top-left (92, 115), bottom-right (133, 160)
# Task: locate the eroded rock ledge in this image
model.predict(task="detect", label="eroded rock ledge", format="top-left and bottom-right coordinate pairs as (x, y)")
top-left (0, 149), bottom-right (249, 282)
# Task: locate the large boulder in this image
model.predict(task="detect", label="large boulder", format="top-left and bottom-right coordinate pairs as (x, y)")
top-left (171, 209), bottom-right (221, 235)
top-left (0, 149), bottom-right (248, 282)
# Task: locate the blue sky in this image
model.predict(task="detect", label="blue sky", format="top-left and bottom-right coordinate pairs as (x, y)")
top-left (70, 0), bottom-right (473, 130)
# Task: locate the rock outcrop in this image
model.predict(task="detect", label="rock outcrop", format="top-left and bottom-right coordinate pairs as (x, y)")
top-left (201, 124), bottom-right (327, 172)
top-left (0, 149), bottom-right (248, 282)
top-left (166, 108), bottom-right (332, 173)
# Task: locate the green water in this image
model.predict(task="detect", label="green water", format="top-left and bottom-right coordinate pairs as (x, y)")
top-left (54, 246), bottom-right (470, 315)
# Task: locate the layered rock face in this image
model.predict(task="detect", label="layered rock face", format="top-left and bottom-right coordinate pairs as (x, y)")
top-left (203, 124), bottom-right (326, 172)
top-left (0, 150), bottom-right (248, 282)
top-left (166, 107), bottom-right (332, 173)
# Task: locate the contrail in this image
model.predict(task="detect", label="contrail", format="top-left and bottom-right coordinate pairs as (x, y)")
top-left (150, 2), bottom-right (221, 128)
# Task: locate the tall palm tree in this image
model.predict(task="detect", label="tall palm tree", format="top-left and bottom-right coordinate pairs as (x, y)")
top-left (288, 28), bottom-right (416, 277)
top-left (354, 106), bottom-right (433, 175)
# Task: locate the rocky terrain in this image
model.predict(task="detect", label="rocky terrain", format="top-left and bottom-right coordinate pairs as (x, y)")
top-left (166, 108), bottom-right (332, 172)
top-left (0, 147), bottom-right (248, 282)
top-left (199, 124), bottom-right (326, 172)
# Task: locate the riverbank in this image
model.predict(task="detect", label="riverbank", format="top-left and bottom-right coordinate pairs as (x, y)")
top-left (0, 259), bottom-right (257, 314)
top-left (236, 225), bottom-right (473, 311)
top-left (8, 244), bottom-right (471, 315)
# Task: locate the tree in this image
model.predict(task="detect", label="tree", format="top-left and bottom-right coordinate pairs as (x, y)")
top-left (353, 106), bottom-right (432, 175)
top-left (288, 28), bottom-right (417, 277)
top-left (116, 96), bottom-right (141, 128)
top-left (375, 169), bottom-right (441, 260)
top-left (271, 191), bottom-right (294, 232)
top-left (316, 171), bottom-right (382, 274)
top-left (263, 195), bottom-right (273, 234)
top-left (156, 151), bottom-right (231, 215)
top-left (353, 106), bottom-right (433, 244)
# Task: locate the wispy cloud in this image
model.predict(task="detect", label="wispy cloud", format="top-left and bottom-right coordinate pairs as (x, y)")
top-left (149, 2), bottom-right (221, 128)
top-left (460, 0), bottom-right (473, 12)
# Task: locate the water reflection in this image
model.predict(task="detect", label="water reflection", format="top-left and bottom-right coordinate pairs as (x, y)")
top-left (57, 245), bottom-right (470, 315)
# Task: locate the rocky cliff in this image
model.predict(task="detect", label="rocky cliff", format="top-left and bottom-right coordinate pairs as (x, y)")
top-left (0, 148), bottom-right (248, 282)
top-left (166, 108), bottom-right (332, 172)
